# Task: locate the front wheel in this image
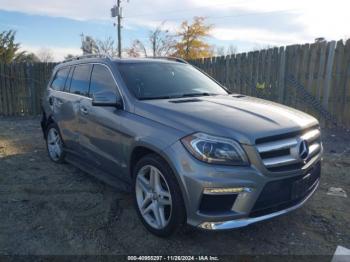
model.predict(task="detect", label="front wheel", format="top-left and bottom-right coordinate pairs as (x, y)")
top-left (133, 154), bottom-right (186, 237)
top-left (46, 123), bottom-right (65, 163)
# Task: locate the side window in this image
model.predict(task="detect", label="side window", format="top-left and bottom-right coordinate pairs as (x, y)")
top-left (89, 64), bottom-right (117, 98)
top-left (63, 66), bottom-right (73, 92)
top-left (70, 64), bottom-right (92, 96)
top-left (51, 67), bottom-right (70, 91)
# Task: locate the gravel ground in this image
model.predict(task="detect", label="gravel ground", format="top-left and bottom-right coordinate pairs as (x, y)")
top-left (0, 117), bottom-right (349, 256)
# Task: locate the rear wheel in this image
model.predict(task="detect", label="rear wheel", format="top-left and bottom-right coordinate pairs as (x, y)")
top-left (46, 123), bottom-right (65, 163)
top-left (133, 154), bottom-right (186, 237)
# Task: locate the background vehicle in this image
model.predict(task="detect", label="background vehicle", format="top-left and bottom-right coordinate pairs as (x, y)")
top-left (41, 55), bottom-right (322, 236)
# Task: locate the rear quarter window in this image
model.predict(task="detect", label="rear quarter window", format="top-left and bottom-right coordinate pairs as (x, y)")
top-left (51, 67), bottom-right (70, 91)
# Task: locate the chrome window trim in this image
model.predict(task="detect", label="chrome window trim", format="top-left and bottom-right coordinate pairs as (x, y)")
top-left (49, 62), bottom-right (125, 110)
top-left (52, 89), bottom-right (93, 100)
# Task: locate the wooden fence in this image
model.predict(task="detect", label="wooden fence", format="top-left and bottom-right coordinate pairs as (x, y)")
top-left (0, 40), bottom-right (350, 128)
top-left (0, 63), bottom-right (56, 116)
top-left (191, 39), bottom-right (350, 129)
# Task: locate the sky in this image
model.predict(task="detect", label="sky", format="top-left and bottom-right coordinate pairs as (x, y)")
top-left (0, 0), bottom-right (349, 61)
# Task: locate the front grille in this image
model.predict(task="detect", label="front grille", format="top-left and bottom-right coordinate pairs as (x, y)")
top-left (256, 126), bottom-right (322, 172)
top-left (250, 161), bottom-right (321, 217)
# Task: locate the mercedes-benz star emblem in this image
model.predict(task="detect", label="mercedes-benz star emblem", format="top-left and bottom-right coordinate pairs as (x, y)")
top-left (299, 139), bottom-right (309, 161)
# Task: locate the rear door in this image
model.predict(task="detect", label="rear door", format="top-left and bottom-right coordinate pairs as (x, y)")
top-left (48, 66), bottom-right (80, 149)
top-left (78, 64), bottom-right (126, 181)
top-left (67, 63), bottom-right (93, 155)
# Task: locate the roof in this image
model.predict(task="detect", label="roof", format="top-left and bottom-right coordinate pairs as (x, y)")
top-left (61, 54), bottom-right (188, 65)
top-left (112, 58), bottom-right (183, 64)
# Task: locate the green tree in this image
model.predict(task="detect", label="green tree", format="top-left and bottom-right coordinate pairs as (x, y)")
top-left (173, 17), bottom-right (213, 60)
top-left (0, 30), bottom-right (25, 63)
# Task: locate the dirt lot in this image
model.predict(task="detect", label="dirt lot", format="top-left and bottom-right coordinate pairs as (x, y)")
top-left (0, 117), bottom-right (349, 256)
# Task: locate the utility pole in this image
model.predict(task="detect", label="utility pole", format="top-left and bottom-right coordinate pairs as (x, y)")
top-left (117, 0), bottom-right (122, 58)
top-left (111, 1), bottom-right (123, 58)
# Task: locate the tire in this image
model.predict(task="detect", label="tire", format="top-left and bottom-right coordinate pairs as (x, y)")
top-left (133, 154), bottom-right (186, 237)
top-left (45, 123), bottom-right (65, 164)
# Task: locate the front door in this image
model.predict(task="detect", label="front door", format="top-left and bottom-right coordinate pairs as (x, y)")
top-left (78, 64), bottom-right (126, 181)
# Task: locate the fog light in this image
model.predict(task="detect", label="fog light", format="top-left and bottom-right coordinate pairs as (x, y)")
top-left (203, 187), bottom-right (252, 194)
top-left (199, 222), bottom-right (214, 229)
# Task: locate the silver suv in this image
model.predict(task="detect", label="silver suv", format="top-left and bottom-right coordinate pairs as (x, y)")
top-left (41, 55), bottom-right (322, 237)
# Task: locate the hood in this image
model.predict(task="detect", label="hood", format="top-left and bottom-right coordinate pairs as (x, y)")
top-left (134, 94), bottom-right (319, 145)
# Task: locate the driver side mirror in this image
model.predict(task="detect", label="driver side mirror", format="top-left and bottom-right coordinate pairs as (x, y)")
top-left (92, 91), bottom-right (123, 109)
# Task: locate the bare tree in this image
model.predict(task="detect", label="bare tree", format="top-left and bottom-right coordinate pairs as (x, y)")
top-left (251, 44), bottom-right (277, 51)
top-left (214, 46), bottom-right (226, 56)
top-left (125, 22), bottom-right (175, 58)
top-left (149, 22), bottom-right (176, 57)
top-left (125, 46), bottom-right (140, 58)
top-left (95, 37), bottom-right (118, 57)
top-left (36, 48), bottom-right (54, 62)
top-left (315, 37), bottom-right (326, 43)
top-left (214, 45), bottom-right (237, 56)
top-left (125, 40), bottom-right (148, 57)
top-left (227, 44), bottom-right (237, 55)
top-left (64, 54), bottom-right (75, 60)
top-left (80, 34), bottom-right (98, 55)
top-left (15, 52), bottom-right (40, 63)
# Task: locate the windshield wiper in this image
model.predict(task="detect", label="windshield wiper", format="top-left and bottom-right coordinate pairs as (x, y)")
top-left (178, 92), bottom-right (215, 98)
top-left (139, 92), bottom-right (216, 100)
top-left (139, 95), bottom-right (175, 100)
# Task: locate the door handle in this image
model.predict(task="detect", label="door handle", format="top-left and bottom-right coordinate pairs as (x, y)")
top-left (80, 107), bottom-right (88, 115)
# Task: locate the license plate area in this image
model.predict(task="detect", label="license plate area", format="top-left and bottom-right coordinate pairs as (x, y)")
top-left (291, 165), bottom-right (320, 200)
top-left (292, 174), bottom-right (310, 199)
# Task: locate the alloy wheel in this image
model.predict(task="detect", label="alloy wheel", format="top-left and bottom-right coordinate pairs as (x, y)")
top-left (47, 128), bottom-right (63, 161)
top-left (135, 165), bottom-right (172, 229)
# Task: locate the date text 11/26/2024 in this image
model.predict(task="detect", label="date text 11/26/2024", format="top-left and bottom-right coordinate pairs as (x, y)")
top-left (127, 256), bottom-right (220, 261)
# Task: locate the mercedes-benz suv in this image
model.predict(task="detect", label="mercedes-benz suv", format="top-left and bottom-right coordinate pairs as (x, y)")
top-left (41, 55), bottom-right (322, 237)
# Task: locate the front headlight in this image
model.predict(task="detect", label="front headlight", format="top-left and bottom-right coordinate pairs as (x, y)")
top-left (181, 132), bottom-right (249, 166)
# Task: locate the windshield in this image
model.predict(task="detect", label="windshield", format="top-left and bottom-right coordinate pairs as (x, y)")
top-left (116, 62), bottom-right (228, 100)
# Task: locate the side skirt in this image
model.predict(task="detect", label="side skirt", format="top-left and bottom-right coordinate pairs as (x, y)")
top-left (65, 152), bottom-right (132, 193)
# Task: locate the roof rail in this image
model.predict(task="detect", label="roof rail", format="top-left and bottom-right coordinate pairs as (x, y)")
top-left (150, 56), bottom-right (189, 64)
top-left (62, 53), bottom-right (113, 63)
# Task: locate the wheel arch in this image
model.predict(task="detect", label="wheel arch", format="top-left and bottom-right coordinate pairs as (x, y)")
top-left (41, 110), bottom-right (57, 139)
top-left (129, 144), bottom-right (164, 178)
top-left (129, 143), bottom-right (189, 210)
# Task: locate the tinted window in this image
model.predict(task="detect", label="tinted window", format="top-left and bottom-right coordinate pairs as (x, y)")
top-left (63, 67), bottom-right (73, 92)
top-left (116, 62), bottom-right (228, 100)
top-left (51, 67), bottom-right (70, 91)
top-left (89, 64), bottom-right (116, 97)
top-left (70, 64), bottom-right (92, 96)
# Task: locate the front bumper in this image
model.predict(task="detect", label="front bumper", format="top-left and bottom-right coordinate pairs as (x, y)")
top-left (163, 141), bottom-right (321, 229)
top-left (199, 179), bottom-right (319, 230)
